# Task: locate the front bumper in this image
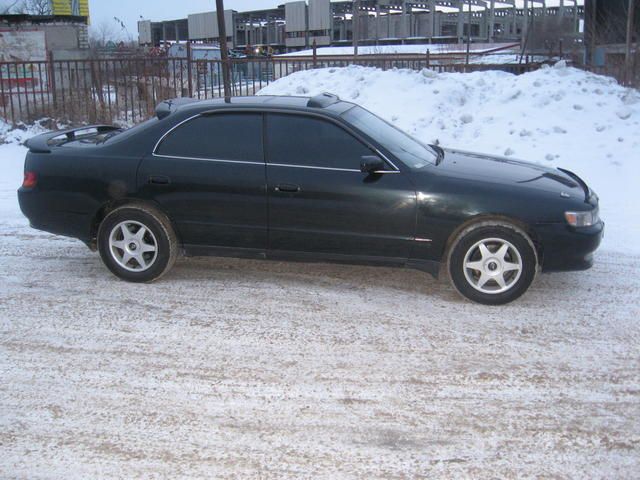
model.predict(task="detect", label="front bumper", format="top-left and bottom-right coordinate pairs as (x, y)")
top-left (536, 221), bottom-right (604, 272)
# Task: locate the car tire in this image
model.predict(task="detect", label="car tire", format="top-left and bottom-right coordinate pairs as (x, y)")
top-left (97, 204), bottom-right (178, 283)
top-left (447, 222), bottom-right (538, 305)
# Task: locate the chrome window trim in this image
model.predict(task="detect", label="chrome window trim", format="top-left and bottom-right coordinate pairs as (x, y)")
top-left (152, 153), bottom-right (264, 165)
top-left (268, 163), bottom-right (360, 173)
top-left (152, 113), bottom-right (202, 155)
top-left (149, 155), bottom-right (402, 174)
top-left (151, 108), bottom-right (402, 174)
top-left (372, 149), bottom-right (400, 172)
top-left (267, 157), bottom-right (400, 174)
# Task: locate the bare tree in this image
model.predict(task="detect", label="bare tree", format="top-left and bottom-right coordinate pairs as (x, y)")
top-left (89, 20), bottom-right (119, 48)
top-left (22, 0), bottom-right (51, 14)
top-left (0, 0), bottom-right (21, 13)
top-left (4, 0), bottom-right (52, 15)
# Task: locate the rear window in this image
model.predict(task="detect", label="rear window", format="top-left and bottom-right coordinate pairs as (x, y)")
top-left (100, 117), bottom-right (159, 144)
top-left (156, 113), bottom-right (263, 162)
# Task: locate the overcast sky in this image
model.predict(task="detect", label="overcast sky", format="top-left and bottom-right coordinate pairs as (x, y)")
top-left (0, 0), bottom-right (582, 41)
top-left (89, 0), bottom-right (279, 39)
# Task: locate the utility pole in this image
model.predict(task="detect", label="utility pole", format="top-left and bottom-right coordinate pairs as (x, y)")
top-left (216, 0), bottom-right (232, 101)
top-left (626, 0), bottom-right (637, 85)
top-left (522, 0), bottom-right (529, 51)
top-left (465, 0), bottom-right (472, 66)
top-left (353, 0), bottom-right (359, 56)
top-left (488, 0), bottom-right (495, 42)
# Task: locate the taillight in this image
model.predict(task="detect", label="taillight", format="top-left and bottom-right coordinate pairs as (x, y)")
top-left (22, 171), bottom-right (37, 188)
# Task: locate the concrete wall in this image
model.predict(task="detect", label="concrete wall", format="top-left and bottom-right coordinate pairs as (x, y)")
top-left (285, 1), bottom-right (307, 32)
top-left (0, 30), bottom-right (46, 62)
top-left (309, 0), bottom-right (330, 31)
top-left (138, 20), bottom-right (152, 45)
top-left (44, 24), bottom-right (84, 50)
top-left (285, 1), bottom-right (307, 48)
top-left (308, 0), bottom-right (331, 46)
top-left (188, 10), bottom-right (234, 40)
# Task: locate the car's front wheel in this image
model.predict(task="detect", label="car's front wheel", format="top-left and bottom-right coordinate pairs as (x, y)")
top-left (448, 222), bottom-right (538, 305)
top-left (97, 205), bottom-right (178, 283)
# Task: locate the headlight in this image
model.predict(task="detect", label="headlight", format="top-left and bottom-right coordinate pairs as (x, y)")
top-left (565, 207), bottom-right (599, 227)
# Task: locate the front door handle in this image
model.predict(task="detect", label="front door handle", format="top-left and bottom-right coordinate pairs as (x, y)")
top-left (148, 175), bottom-right (171, 185)
top-left (274, 184), bottom-right (301, 193)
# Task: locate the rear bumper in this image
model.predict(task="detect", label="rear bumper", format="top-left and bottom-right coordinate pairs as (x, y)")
top-left (18, 187), bottom-right (92, 242)
top-left (536, 221), bottom-right (604, 272)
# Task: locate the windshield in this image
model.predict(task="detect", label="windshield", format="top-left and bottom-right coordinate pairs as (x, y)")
top-left (342, 106), bottom-right (438, 169)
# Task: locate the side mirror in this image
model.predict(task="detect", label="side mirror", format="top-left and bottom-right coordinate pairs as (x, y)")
top-left (360, 155), bottom-right (386, 174)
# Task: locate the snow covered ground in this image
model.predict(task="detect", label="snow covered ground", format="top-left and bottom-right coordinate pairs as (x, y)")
top-left (259, 62), bottom-right (640, 255)
top-left (278, 44), bottom-right (549, 65)
top-left (278, 43), bottom-right (518, 57)
top-left (1, 66), bottom-right (640, 478)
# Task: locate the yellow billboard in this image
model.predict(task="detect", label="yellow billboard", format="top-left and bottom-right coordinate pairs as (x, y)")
top-left (50, 0), bottom-right (90, 18)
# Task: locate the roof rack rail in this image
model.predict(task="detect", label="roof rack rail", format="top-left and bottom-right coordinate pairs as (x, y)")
top-left (307, 92), bottom-right (340, 109)
top-left (155, 97), bottom-right (199, 119)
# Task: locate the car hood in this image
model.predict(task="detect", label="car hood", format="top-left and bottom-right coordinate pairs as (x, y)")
top-left (431, 148), bottom-right (585, 198)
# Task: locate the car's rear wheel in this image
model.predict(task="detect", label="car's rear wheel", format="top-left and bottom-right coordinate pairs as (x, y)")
top-left (97, 205), bottom-right (178, 282)
top-left (448, 222), bottom-right (537, 305)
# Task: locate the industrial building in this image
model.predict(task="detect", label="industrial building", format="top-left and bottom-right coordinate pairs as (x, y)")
top-left (138, 0), bottom-right (584, 53)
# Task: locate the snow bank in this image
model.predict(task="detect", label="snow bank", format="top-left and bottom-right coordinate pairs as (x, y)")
top-left (0, 118), bottom-right (55, 146)
top-left (259, 63), bottom-right (640, 254)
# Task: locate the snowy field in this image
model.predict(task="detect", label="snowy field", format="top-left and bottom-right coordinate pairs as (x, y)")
top-left (1, 65), bottom-right (640, 478)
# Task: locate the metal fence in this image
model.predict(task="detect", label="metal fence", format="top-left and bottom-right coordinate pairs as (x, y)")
top-left (0, 54), bottom-right (539, 126)
top-left (581, 63), bottom-right (640, 88)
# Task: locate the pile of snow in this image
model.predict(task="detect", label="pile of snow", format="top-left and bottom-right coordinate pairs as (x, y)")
top-left (0, 118), bottom-right (56, 145)
top-left (259, 62), bottom-right (640, 255)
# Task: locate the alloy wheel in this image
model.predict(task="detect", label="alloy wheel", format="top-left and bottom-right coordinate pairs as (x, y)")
top-left (462, 237), bottom-right (523, 294)
top-left (108, 220), bottom-right (158, 272)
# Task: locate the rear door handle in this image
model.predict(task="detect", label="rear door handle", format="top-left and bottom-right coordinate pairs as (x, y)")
top-left (274, 184), bottom-right (300, 193)
top-left (148, 175), bottom-right (171, 185)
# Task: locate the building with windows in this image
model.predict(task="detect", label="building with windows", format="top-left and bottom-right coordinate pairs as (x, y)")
top-left (138, 0), bottom-right (584, 54)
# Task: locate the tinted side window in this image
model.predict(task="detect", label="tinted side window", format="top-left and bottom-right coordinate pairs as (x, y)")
top-left (156, 113), bottom-right (262, 162)
top-left (267, 113), bottom-right (372, 169)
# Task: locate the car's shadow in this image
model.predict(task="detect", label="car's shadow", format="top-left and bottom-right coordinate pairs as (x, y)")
top-left (161, 254), bottom-right (598, 307)
top-left (53, 240), bottom-right (612, 309)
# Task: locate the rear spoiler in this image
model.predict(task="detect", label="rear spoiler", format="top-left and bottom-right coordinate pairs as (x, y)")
top-left (25, 125), bottom-right (121, 153)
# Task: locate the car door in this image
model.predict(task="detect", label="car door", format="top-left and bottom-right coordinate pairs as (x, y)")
top-left (265, 112), bottom-right (417, 262)
top-left (137, 112), bottom-right (267, 251)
